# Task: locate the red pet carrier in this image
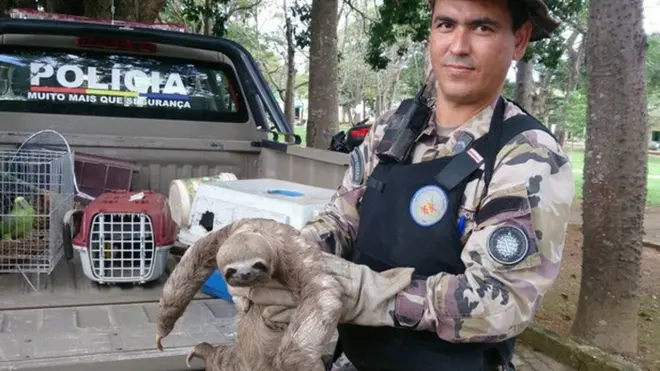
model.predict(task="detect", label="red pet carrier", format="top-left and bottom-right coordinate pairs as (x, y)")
top-left (72, 190), bottom-right (176, 284)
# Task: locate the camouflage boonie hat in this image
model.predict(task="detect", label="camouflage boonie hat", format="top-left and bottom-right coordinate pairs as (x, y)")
top-left (426, 0), bottom-right (561, 41)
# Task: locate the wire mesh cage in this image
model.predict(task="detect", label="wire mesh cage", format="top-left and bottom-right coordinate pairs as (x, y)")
top-left (0, 146), bottom-right (75, 291)
top-left (89, 213), bottom-right (156, 282)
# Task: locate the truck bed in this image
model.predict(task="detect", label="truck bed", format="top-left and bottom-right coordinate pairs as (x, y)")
top-left (0, 256), bottom-right (235, 371)
top-left (0, 19), bottom-right (350, 370)
top-left (0, 146), bottom-right (348, 370)
top-left (0, 255), bottom-right (206, 310)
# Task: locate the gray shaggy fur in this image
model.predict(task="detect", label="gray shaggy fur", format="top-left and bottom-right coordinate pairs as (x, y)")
top-left (156, 218), bottom-right (343, 371)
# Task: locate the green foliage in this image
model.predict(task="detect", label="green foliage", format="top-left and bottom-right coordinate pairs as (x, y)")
top-left (161, 0), bottom-right (308, 98)
top-left (541, 31), bottom-right (660, 138)
top-left (224, 21), bottom-right (296, 97)
top-left (290, 1), bottom-right (312, 49)
top-left (335, 2), bottom-right (426, 116)
top-left (561, 88), bottom-right (587, 137)
top-left (366, 0), bottom-right (429, 70)
top-left (398, 42), bottom-right (427, 96)
top-left (646, 34), bottom-right (660, 91)
top-left (526, 0), bottom-right (585, 68)
top-left (645, 34), bottom-right (660, 127)
top-left (178, 0), bottom-right (231, 36)
top-left (365, 0), bottom-right (586, 71)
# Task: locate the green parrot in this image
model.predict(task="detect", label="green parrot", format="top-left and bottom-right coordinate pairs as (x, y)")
top-left (0, 196), bottom-right (35, 241)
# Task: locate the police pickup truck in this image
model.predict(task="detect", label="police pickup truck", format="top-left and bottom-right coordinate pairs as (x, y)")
top-left (0, 15), bottom-right (347, 371)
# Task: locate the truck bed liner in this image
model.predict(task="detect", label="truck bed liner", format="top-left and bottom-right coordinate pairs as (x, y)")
top-left (0, 255), bottom-right (209, 311)
top-left (0, 255), bottom-right (226, 370)
top-left (0, 298), bottom-right (237, 370)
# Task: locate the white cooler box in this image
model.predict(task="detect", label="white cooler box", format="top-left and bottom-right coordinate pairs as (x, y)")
top-left (177, 178), bottom-right (337, 246)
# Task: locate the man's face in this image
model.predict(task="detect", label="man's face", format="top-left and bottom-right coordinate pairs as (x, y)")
top-left (429, 0), bottom-right (532, 105)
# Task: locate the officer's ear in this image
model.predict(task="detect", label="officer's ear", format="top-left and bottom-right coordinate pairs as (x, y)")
top-left (513, 20), bottom-right (533, 61)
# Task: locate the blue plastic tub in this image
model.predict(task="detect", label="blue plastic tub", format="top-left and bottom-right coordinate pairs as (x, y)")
top-left (200, 268), bottom-right (234, 303)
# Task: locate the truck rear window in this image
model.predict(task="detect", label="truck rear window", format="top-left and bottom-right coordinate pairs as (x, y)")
top-left (0, 46), bottom-right (248, 122)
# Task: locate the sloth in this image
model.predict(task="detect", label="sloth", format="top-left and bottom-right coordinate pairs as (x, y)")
top-left (155, 217), bottom-right (344, 371)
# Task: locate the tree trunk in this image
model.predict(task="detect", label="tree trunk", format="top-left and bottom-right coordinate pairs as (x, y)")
top-left (514, 59), bottom-right (534, 112)
top-left (283, 0), bottom-right (296, 126)
top-left (533, 70), bottom-right (551, 119)
top-left (136, 0), bottom-right (166, 22)
top-left (570, 0), bottom-right (648, 356)
top-left (203, 0), bottom-right (211, 35)
top-left (83, 0), bottom-right (113, 19)
top-left (112, 0), bottom-right (166, 22)
top-left (306, 0), bottom-right (339, 149)
top-left (566, 31), bottom-right (585, 93)
top-left (385, 68), bottom-right (402, 110)
top-left (362, 100), bottom-right (366, 120)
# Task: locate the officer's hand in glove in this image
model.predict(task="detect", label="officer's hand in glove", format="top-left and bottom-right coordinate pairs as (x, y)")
top-left (228, 252), bottom-right (415, 328)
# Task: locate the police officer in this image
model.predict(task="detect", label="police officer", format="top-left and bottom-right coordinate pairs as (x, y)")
top-left (230, 0), bottom-right (575, 370)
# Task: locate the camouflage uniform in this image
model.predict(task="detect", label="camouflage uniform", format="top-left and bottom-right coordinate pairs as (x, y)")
top-left (301, 96), bottom-right (575, 371)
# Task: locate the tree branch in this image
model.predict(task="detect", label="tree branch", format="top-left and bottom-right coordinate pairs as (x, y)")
top-left (564, 18), bottom-right (587, 35)
top-left (342, 0), bottom-right (376, 23)
top-left (226, 0), bottom-right (264, 19)
top-left (262, 63), bottom-right (284, 92)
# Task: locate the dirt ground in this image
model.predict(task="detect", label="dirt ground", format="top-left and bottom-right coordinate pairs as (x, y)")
top-left (535, 202), bottom-right (660, 371)
top-left (642, 207), bottom-right (660, 243)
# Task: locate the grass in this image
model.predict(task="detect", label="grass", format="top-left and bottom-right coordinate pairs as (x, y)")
top-left (292, 124), bottom-right (351, 148)
top-left (567, 148), bottom-right (660, 206)
top-left (294, 125), bottom-right (307, 146)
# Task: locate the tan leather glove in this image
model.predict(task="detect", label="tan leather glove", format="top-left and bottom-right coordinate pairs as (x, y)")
top-left (228, 252), bottom-right (415, 327)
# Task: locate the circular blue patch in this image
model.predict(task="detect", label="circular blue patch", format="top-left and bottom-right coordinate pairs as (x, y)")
top-left (409, 185), bottom-right (448, 227)
top-left (487, 226), bottom-right (530, 265)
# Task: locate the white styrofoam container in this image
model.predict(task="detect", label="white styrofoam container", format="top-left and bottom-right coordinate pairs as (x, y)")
top-left (177, 178), bottom-right (337, 246)
top-left (168, 172), bottom-right (238, 228)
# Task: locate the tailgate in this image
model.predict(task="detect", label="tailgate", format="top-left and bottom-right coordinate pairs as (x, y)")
top-left (0, 299), bottom-right (237, 371)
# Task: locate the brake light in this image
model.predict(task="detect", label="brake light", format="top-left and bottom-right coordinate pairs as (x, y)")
top-left (76, 37), bottom-right (157, 53)
top-left (349, 127), bottom-right (370, 138)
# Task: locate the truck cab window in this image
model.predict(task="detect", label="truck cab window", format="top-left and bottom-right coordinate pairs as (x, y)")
top-left (0, 46), bottom-right (248, 123)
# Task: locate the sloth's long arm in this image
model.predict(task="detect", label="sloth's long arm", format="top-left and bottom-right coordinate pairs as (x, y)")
top-left (156, 224), bottom-right (233, 350)
top-left (274, 240), bottom-right (344, 370)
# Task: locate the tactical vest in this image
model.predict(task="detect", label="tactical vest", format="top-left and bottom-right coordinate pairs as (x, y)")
top-left (335, 97), bottom-right (555, 371)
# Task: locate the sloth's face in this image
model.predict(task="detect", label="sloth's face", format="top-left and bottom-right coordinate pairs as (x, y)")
top-left (223, 258), bottom-right (271, 287)
top-left (217, 232), bottom-right (275, 287)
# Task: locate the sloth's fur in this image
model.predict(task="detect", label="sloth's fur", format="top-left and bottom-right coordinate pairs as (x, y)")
top-left (156, 218), bottom-right (343, 371)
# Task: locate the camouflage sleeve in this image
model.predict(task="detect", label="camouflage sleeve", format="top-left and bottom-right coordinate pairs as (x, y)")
top-left (390, 128), bottom-right (575, 343)
top-left (300, 110), bottom-right (395, 258)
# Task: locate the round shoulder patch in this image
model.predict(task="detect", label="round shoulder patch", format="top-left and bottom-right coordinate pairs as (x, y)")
top-left (348, 148), bottom-right (365, 185)
top-left (487, 226), bottom-right (530, 265)
top-left (409, 185), bottom-right (448, 227)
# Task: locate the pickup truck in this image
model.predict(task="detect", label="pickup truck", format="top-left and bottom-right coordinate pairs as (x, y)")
top-left (0, 16), bottom-right (348, 371)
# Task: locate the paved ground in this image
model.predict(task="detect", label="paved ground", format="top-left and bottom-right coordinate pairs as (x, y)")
top-left (514, 344), bottom-right (575, 371)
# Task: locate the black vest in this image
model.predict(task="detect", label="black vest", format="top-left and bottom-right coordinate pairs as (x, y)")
top-left (335, 98), bottom-right (555, 371)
